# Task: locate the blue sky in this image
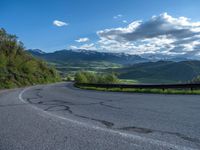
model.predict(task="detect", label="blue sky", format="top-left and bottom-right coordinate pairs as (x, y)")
top-left (1, 0), bottom-right (200, 58)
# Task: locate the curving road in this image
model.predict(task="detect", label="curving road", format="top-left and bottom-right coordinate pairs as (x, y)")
top-left (0, 82), bottom-right (200, 150)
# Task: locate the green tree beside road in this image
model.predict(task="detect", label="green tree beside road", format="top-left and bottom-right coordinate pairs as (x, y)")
top-left (0, 28), bottom-right (61, 89)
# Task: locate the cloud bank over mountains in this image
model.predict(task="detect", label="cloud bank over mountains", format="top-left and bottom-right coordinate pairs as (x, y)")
top-left (71, 13), bottom-right (200, 59)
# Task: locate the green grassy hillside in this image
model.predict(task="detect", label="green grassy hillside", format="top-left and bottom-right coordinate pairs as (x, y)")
top-left (116, 61), bottom-right (200, 83)
top-left (0, 28), bottom-right (60, 89)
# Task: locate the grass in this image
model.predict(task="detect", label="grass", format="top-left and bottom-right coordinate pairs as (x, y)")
top-left (54, 61), bottom-right (122, 75)
top-left (76, 85), bottom-right (200, 95)
top-left (121, 78), bottom-right (178, 84)
top-left (119, 79), bottom-right (139, 84)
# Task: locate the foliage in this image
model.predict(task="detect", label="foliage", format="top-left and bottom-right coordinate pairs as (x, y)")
top-left (191, 75), bottom-right (200, 83)
top-left (0, 28), bottom-right (61, 89)
top-left (63, 75), bottom-right (73, 81)
top-left (75, 71), bottom-right (119, 84)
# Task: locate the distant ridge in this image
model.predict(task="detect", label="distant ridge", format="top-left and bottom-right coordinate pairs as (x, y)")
top-left (28, 49), bottom-right (46, 55)
top-left (28, 49), bottom-right (148, 65)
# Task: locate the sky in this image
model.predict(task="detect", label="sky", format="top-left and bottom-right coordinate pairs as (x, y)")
top-left (1, 0), bottom-right (200, 58)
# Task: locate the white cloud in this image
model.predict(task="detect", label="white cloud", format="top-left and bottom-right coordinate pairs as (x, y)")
top-left (70, 43), bottom-right (97, 50)
top-left (75, 37), bottom-right (90, 43)
top-left (114, 15), bottom-right (129, 24)
top-left (53, 20), bottom-right (68, 27)
top-left (122, 20), bottom-right (128, 23)
top-left (113, 14), bottom-right (123, 19)
top-left (70, 45), bottom-right (78, 49)
top-left (96, 13), bottom-right (200, 59)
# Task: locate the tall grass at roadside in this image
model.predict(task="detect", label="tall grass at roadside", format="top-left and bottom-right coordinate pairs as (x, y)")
top-left (76, 85), bottom-right (200, 95)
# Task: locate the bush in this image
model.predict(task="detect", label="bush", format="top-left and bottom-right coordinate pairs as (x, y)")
top-left (75, 71), bottom-right (119, 84)
top-left (75, 71), bottom-right (88, 83)
top-left (191, 75), bottom-right (200, 83)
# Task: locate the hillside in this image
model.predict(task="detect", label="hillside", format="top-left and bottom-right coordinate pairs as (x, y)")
top-left (0, 28), bottom-right (60, 88)
top-left (28, 49), bottom-right (148, 74)
top-left (116, 61), bottom-right (200, 83)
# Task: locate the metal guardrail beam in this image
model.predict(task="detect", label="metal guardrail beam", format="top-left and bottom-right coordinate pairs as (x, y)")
top-left (76, 83), bottom-right (200, 90)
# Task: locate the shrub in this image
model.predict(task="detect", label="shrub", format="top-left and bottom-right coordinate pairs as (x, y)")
top-left (75, 71), bottom-right (119, 84)
top-left (75, 71), bottom-right (89, 83)
top-left (191, 75), bottom-right (200, 83)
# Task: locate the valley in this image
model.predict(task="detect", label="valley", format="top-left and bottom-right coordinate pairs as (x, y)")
top-left (28, 49), bottom-right (200, 83)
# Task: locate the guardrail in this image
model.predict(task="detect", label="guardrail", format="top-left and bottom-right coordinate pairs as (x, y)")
top-left (75, 83), bottom-right (200, 91)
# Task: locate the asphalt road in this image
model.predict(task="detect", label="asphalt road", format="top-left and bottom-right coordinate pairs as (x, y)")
top-left (0, 82), bottom-right (200, 150)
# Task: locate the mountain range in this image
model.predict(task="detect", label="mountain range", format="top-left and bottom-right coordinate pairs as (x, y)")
top-left (28, 49), bottom-right (200, 83)
top-left (28, 49), bottom-right (149, 74)
top-left (28, 49), bottom-right (148, 65)
top-left (28, 49), bottom-right (194, 64)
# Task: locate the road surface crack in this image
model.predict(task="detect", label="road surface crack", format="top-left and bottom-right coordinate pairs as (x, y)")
top-left (119, 126), bottom-right (200, 145)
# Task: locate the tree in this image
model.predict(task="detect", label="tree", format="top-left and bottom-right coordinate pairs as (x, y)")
top-left (0, 28), bottom-right (61, 89)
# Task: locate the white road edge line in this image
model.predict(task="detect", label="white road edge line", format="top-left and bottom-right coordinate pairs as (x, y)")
top-left (18, 86), bottom-right (198, 150)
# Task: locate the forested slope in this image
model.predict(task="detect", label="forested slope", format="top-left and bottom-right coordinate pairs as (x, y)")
top-left (0, 28), bottom-right (60, 88)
